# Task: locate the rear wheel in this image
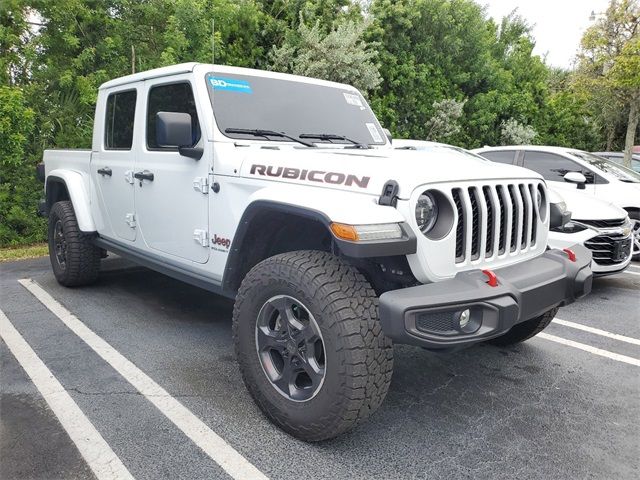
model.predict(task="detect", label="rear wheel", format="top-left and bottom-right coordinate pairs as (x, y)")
top-left (486, 307), bottom-right (558, 346)
top-left (233, 250), bottom-right (393, 442)
top-left (48, 201), bottom-right (101, 287)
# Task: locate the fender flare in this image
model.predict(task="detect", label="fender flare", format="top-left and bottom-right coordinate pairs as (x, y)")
top-left (221, 199), bottom-right (416, 294)
top-left (46, 170), bottom-right (96, 232)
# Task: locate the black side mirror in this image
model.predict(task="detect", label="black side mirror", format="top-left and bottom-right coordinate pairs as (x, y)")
top-left (156, 112), bottom-right (203, 160)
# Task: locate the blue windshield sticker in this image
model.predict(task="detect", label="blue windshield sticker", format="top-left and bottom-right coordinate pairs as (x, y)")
top-left (208, 76), bottom-right (253, 94)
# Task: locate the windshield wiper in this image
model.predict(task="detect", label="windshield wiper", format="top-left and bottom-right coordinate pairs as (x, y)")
top-left (299, 133), bottom-right (371, 149)
top-left (225, 128), bottom-right (315, 147)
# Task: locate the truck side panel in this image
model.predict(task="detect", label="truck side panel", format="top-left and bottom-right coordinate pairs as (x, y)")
top-left (43, 150), bottom-right (96, 232)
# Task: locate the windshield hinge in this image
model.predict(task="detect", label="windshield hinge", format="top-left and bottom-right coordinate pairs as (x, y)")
top-left (379, 180), bottom-right (399, 207)
top-left (193, 229), bottom-right (209, 247)
top-left (193, 176), bottom-right (209, 194)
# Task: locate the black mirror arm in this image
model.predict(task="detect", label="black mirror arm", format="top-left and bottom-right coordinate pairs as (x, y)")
top-left (178, 146), bottom-right (204, 160)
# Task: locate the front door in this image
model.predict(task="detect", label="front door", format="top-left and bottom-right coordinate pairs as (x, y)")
top-left (522, 151), bottom-right (597, 195)
top-left (133, 77), bottom-right (210, 263)
top-left (91, 88), bottom-right (138, 241)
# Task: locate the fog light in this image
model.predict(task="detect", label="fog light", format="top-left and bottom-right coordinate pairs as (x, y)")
top-left (457, 309), bottom-right (471, 329)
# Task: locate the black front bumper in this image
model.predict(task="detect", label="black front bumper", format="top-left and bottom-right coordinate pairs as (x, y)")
top-left (379, 245), bottom-right (593, 350)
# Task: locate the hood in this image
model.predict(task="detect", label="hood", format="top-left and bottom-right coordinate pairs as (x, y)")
top-left (238, 145), bottom-right (542, 199)
top-left (551, 187), bottom-right (627, 221)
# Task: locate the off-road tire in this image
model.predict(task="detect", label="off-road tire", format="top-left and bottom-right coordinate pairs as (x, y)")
top-left (48, 201), bottom-right (101, 287)
top-left (233, 250), bottom-right (394, 442)
top-left (486, 307), bottom-right (558, 347)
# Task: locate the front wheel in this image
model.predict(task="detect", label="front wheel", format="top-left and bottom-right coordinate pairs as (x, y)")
top-left (486, 307), bottom-right (558, 347)
top-left (233, 250), bottom-right (393, 442)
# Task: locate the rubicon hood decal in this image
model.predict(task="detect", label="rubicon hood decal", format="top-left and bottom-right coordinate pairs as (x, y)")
top-left (250, 164), bottom-right (370, 189)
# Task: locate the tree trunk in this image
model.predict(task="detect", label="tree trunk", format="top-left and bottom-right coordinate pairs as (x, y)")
top-left (623, 100), bottom-right (639, 168)
top-left (606, 126), bottom-right (615, 151)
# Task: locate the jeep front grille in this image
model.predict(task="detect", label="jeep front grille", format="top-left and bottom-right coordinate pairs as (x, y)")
top-left (453, 183), bottom-right (541, 264)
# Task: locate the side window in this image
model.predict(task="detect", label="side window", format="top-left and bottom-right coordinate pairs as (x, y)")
top-left (104, 90), bottom-right (137, 150)
top-left (479, 151), bottom-right (516, 165)
top-left (147, 82), bottom-right (201, 149)
top-left (523, 152), bottom-right (595, 184)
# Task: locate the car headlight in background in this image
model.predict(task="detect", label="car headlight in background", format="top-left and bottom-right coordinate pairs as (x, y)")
top-left (550, 221), bottom-right (587, 233)
top-left (415, 192), bottom-right (438, 233)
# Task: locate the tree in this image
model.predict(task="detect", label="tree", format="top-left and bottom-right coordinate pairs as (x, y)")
top-left (0, 86), bottom-right (44, 246)
top-left (500, 118), bottom-right (536, 145)
top-left (576, 0), bottom-right (639, 167)
top-left (424, 98), bottom-right (466, 141)
top-left (270, 17), bottom-right (381, 94)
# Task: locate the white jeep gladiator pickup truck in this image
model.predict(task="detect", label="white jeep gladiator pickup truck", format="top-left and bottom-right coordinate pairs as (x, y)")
top-left (38, 63), bottom-right (593, 441)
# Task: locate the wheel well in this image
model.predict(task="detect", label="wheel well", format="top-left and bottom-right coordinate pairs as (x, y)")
top-left (46, 178), bottom-right (71, 213)
top-left (222, 208), bottom-right (332, 294)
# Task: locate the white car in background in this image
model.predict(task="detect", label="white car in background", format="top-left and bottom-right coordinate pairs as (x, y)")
top-left (394, 140), bottom-right (633, 274)
top-left (472, 145), bottom-right (640, 261)
top-left (545, 189), bottom-right (632, 276)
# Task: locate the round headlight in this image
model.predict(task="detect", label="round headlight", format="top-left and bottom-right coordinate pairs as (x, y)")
top-left (415, 192), bottom-right (438, 234)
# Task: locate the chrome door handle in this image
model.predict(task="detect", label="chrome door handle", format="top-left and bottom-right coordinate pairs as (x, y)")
top-left (97, 167), bottom-right (112, 176)
top-left (133, 170), bottom-right (154, 182)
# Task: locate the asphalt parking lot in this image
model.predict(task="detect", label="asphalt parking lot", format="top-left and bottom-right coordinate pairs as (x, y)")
top-left (1, 256), bottom-right (639, 480)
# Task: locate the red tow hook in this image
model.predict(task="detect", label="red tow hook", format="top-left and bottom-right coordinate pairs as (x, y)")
top-left (482, 269), bottom-right (499, 287)
top-left (562, 248), bottom-right (577, 262)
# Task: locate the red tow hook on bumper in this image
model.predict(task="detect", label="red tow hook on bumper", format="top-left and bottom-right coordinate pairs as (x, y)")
top-left (482, 269), bottom-right (499, 287)
top-left (563, 248), bottom-right (577, 262)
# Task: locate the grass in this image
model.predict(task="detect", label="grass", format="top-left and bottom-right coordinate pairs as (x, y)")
top-left (0, 243), bottom-right (48, 262)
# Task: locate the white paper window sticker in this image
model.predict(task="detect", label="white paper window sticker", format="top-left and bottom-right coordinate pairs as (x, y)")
top-left (343, 92), bottom-right (363, 107)
top-left (366, 123), bottom-right (383, 143)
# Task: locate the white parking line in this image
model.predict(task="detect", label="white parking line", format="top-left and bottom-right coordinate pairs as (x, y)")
top-left (537, 333), bottom-right (640, 367)
top-left (0, 309), bottom-right (134, 480)
top-left (621, 270), bottom-right (640, 276)
top-left (19, 278), bottom-right (269, 480)
top-left (553, 318), bottom-right (640, 346)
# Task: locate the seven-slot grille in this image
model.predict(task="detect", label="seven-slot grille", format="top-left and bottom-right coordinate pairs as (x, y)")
top-left (452, 183), bottom-right (542, 264)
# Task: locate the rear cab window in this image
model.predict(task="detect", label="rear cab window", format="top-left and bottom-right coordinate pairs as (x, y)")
top-left (104, 90), bottom-right (137, 150)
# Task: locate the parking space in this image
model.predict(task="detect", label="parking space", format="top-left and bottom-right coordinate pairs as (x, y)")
top-left (1, 257), bottom-right (639, 479)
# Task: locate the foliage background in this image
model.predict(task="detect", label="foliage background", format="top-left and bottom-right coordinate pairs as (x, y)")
top-left (0, 0), bottom-right (638, 246)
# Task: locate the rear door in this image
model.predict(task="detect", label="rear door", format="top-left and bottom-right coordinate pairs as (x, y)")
top-left (479, 150), bottom-right (518, 165)
top-left (133, 77), bottom-right (210, 263)
top-left (91, 88), bottom-right (138, 241)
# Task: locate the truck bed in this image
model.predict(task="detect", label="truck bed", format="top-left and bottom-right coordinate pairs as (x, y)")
top-left (43, 149), bottom-right (92, 178)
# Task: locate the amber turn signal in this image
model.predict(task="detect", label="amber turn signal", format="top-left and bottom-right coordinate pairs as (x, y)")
top-left (330, 223), bottom-right (359, 241)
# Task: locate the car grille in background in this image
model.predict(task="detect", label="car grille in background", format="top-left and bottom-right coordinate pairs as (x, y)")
top-left (584, 233), bottom-right (631, 265)
top-left (574, 218), bottom-right (627, 229)
top-left (453, 183), bottom-right (541, 264)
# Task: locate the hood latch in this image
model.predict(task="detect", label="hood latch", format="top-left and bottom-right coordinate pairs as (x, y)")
top-left (379, 180), bottom-right (399, 207)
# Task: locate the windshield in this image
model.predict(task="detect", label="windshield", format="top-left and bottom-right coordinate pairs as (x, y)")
top-left (206, 72), bottom-right (386, 146)
top-left (571, 151), bottom-right (640, 183)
